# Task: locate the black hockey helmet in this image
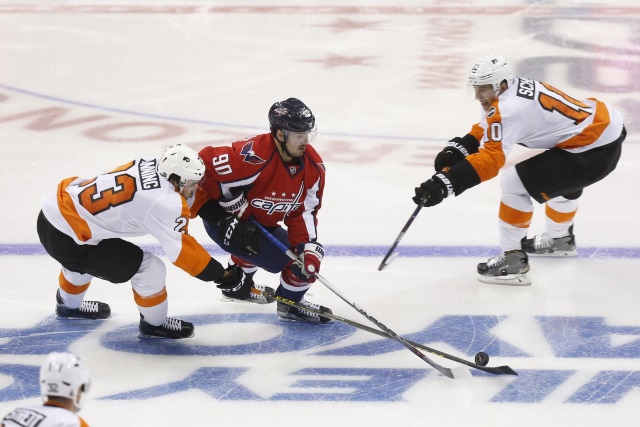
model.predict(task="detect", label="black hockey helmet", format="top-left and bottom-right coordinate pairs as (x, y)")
top-left (268, 98), bottom-right (315, 135)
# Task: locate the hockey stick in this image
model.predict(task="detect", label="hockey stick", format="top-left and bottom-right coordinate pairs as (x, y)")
top-left (378, 201), bottom-right (424, 271)
top-left (251, 219), bottom-right (459, 379)
top-left (264, 290), bottom-right (517, 376)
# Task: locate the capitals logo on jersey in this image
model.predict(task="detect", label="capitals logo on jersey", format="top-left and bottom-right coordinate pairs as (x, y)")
top-left (240, 141), bottom-right (266, 165)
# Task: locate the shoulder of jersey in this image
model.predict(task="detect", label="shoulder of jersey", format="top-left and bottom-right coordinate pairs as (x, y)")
top-left (230, 133), bottom-right (275, 164)
top-left (304, 143), bottom-right (324, 164)
top-left (137, 167), bottom-right (182, 210)
top-left (495, 82), bottom-right (533, 119)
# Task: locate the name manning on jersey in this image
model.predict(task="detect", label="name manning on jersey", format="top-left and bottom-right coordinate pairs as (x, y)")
top-left (138, 159), bottom-right (161, 190)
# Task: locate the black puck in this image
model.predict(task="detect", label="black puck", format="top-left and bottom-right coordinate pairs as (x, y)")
top-left (474, 351), bottom-right (489, 366)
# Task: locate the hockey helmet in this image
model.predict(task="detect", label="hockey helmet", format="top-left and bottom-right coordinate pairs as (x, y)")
top-left (268, 98), bottom-right (315, 134)
top-left (468, 54), bottom-right (515, 93)
top-left (39, 352), bottom-right (91, 410)
top-left (157, 144), bottom-right (205, 189)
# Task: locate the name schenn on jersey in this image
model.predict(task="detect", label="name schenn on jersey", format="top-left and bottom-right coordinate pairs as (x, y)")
top-left (517, 78), bottom-right (536, 100)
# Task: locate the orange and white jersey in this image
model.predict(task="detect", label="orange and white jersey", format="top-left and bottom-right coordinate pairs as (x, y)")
top-left (466, 77), bottom-right (624, 183)
top-left (1, 404), bottom-right (88, 427)
top-left (41, 158), bottom-right (212, 277)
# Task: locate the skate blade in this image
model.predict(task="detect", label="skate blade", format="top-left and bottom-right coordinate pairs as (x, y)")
top-left (55, 315), bottom-right (110, 320)
top-left (277, 316), bottom-right (321, 325)
top-left (276, 314), bottom-right (333, 325)
top-left (478, 273), bottom-right (531, 286)
top-left (137, 332), bottom-right (195, 339)
top-left (527, 250), bottom-right (578, 257)
top-left (220, 288), bottom-right (275, 305)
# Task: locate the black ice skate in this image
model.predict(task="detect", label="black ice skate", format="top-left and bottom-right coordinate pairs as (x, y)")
top-left (221, 270), bottom-right (275, 305)
top-left (523, 225), bottom-right (577, 257)
top-left (477, 249), bottom-right (531, 286)
top-left (55, 290), bottom-right (111, 319)
top-left (277, 299), bottom-right (333, 325)
top-left (138, 315), bottom-right (194, 339)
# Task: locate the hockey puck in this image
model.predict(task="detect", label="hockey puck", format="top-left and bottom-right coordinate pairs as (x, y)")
top-left (474, 352), bottom-right (489, 366)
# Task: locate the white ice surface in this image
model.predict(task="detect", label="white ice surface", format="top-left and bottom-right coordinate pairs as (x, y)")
top-left (0, 1), bottom-right (639, 426)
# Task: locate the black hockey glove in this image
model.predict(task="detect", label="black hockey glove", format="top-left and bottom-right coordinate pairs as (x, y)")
top-left (434, 137), bottom-right (472, 171)
top-left (215, 264), bottom-right (243, 290)
top-left (218, 216), bottom-right (261, 255)
top-left (413, 171), bottom-right (456, 207)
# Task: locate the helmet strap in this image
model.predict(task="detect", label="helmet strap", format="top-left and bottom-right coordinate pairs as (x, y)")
top-left (276, 131), bottom-right (295, 161)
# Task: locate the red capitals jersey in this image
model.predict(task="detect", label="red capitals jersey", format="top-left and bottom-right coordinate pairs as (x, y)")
top-left (199, 133), bottom-right (325, 246)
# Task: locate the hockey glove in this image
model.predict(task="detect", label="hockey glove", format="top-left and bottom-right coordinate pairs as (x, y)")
top-left (215, 264), bottom-right (243, 290)
top-left (219, 191), bottom-right (248, 217)
top-left (413, 171), bottom-right (456, 207)
top-left (218, 216), bottom-right (261, 254)
top-left (290, 241), bottom-right (324, 283)
top-left (434, 137), bottom-right (472, 171)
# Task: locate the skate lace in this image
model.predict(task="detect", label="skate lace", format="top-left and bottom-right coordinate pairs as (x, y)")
top-left (533, 233), bottom-right (554, 250)
top-left (79, 301), bottom-right (99, 313)
top-left (249, 284), bottom-right (266, 301)
top-left (298, 300), bottom-right (321, 318)
top-left (163, 317), bottom-right (182, 331)
top-left (486, 254), bottom-right (506, 268)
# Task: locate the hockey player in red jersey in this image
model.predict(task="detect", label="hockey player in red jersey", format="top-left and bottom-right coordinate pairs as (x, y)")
top-left (2, 352), bottom-right (91, 427)
top-left (37, 144), bottom-right (238, 338)
top-left (195, 98), bottom-right (332, 324)
top-left (412, 54), bottom-right (626, 286)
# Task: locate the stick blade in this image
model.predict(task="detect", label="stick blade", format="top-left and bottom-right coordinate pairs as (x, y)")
top-left (378, 251), bottom-right (399, 271)
top-left (493, 365), bottom-right (518, 376)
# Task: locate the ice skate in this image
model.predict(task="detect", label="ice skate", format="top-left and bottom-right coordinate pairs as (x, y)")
top-left (138, 315), bottom-right (194, 339)
top-left (277, 299), bottom-right (333, 324)
top-left (523, 225), bottom-right (577, 257)
top-left (55, 290), bottom-right (111, 319)
top-left (477, 250), bottom-right (531, 286)
top-left (221, 271), bottom-right (275, 304)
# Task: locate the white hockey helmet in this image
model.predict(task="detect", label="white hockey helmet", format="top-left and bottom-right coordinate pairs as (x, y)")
top-left (468, 54), bottom-right (515, 93)
top-left (39, 352), bottom-right (91, 410)
top-left (157, 144), bottom-right (205, 189)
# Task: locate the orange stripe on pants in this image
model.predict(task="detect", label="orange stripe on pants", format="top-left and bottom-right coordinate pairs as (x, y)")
top-left (59, 272), bottom-right (91, 294)
top-left (133, 287), bottom-right (168, 308)
top-left (545, 205), bottom-right (577, 223)
top-left (499, 202), bottom-right (533, 228)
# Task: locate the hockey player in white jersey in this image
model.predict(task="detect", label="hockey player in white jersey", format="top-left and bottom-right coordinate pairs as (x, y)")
top-left (37, 144), bottom-right (238, 338)
top-left (412, 54), bottom-right (626, 285)
top-left (1, 352), bottom-right (91, 427)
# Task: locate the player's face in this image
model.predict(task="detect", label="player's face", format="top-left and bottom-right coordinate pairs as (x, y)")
top-left (473, 84), bottom-right (497, 111)
top-left (180, 179), bottom-right (200, 199)
top-left (283, 126), bottom-right (317, 157)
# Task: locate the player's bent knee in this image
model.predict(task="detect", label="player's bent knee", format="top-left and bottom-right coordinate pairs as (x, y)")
top-left (131, 252), bottom-right (167, 296)
top-left (501, 166), bottom-right (529, 196)
top-left (562, 189), bottom-right (583, 200)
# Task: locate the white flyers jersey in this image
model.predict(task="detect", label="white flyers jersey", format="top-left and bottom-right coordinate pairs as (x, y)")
top-left (40, 158), bottom-right (213, 277)
top-left (466, 77), bottom-right (624, 182)
top-left (1, 404), bottom-right (89, 427)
